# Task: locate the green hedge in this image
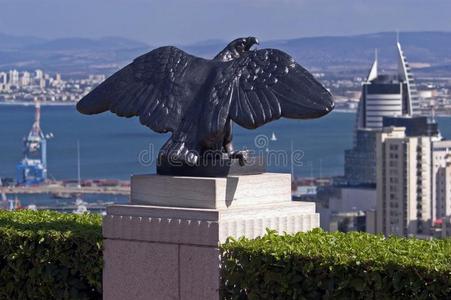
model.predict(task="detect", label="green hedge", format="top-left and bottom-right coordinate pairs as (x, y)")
top-left (0, 210), bottom-right (102, 300)
top-left (221, 229), bottom-right (451, 299)
top-left (1, 211), bottom-right (451, 299)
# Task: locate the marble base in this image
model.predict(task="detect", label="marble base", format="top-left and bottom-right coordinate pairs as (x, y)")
top-left (103, 173), bottom-right (319, 300)
top-left (130, 172), bottom-right (291, 209)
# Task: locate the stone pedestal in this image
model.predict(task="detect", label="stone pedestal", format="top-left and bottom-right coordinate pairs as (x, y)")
top-left (103, 173), bottom-right (319, 300)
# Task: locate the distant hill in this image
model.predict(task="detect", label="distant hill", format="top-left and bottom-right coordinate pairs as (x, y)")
top-left (27, 36), bottom-right (149, 51)
top-left (0, 33), bottom-right (45, 50)
top-left (1, 31), bottom-right (450, 77)
top-left (265, 31), bottom-right (451, 71)
top-left (0, 35), bottom-right (151, 76)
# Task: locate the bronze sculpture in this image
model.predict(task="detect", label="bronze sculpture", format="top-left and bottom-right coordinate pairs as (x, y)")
top-left (77, 37), bottom-right (334, 176)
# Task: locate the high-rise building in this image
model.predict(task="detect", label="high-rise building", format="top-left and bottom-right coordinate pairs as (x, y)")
top-left (376, 126), bottom-right (451, 237)
top-left (344, 129), bottom-right (378, 186)
top-left (21, 71), bottom-right (31, 86)
top-left (9, 69), bottom-right (19, 86)
top-left (376, 127), bottom-right (433, 237)
top-left (397, 42), bottom-right (420, 115)
top-left (355, 42), bottom-right (418, 131)
top-left (35, 69), bottom-right (44, 80)
top-left (39, 78), bottom-right (46, 89)
top-left (51, 73), bottom-right (63, 87)
top-left (432, 140), bottom-right (451, 221)
top-left (344, 117), bottom-right (437, 186)
top-left (0, 72), bottom-right (7, 85)
top-left (345, 42), bottom-right (422, 185)
top-left (360, 74), bottom-right (409, 129)
top-left (0, 72), bottom-right (7, 92)
top-left (383, 116), bottom-right (439, 137)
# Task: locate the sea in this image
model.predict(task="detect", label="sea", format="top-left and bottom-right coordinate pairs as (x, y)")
top-left (1, 104), bottom-right (451, 206)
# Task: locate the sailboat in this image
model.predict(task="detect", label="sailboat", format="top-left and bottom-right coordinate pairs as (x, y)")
top-left (270, 132), bottom-right (277, 142)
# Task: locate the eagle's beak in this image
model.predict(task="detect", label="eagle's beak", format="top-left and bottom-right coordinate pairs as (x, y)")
top-left (250, 38), bottom-right (259, 50)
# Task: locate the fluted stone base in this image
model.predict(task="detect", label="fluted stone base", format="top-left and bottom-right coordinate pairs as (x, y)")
top-left (103, 173), bottom-right (319, 300)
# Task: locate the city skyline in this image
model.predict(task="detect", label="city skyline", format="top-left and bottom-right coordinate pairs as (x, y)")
top-left (1, 0), bottom-right (451, 44)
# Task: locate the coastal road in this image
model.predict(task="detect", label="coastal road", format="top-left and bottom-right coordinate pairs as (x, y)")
top-left (0, 185), bottom-right (130, 196)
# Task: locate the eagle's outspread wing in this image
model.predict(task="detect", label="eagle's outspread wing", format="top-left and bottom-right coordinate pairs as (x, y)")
top-left (76, 46), bottom-right (209, 133)
top-left (212, 49), bottom-right (334, 129)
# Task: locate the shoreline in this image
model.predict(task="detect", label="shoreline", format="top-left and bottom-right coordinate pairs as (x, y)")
top-left (0, 101), bottom-right (359, 112)
top-left (0, 101), bottom-right (75, 107)
top-left (0, 101), bottom-right (356, 112)
top-left (1, 102), bottom-right (451, 118)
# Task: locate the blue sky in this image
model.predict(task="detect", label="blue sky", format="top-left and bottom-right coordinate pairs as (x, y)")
top-left (1, 0), bottom-right (450, 44)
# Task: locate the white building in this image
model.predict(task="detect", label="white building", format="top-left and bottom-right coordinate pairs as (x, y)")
top-left (9, 69), bottom-right (19, 86)
top-left (35, 69), bottom-right (44, 80)
top-left (21, 71), bottom-right (31, 86)
top-left (433, 140), bottom-right (451, 221)
top-left (397, 42), bottom-right (419, 115)
top-left (376, 127), bottom-right (433, 237)
top-left (51, 73), bottom-right (63, 87)
top-left (39, 78), bottom-right (46, 89)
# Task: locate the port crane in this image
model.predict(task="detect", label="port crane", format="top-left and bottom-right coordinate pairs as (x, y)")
top-left (16, 100), bottom-right (48, 185)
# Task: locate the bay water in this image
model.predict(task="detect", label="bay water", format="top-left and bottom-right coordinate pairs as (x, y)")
top-left (1, 105), bottom-right (451, 181)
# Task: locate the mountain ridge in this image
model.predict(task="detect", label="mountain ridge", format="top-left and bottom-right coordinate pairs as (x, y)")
top-left (1, 31), bottom-right (450, 76)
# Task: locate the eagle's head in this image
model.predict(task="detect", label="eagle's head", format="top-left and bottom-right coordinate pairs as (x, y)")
top-left (214, 37), bottom-right (259, 62)
top-left (230, 37), bottom-right (259, 53)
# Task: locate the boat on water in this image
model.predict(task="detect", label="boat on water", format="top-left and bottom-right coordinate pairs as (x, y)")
top-left (23, 196), bottom-right (115, 214)
top-left (51, 192), bottom-right (74, 199)
top-left (27, 204), bottom-right (37, 210)
top-left (271, 132), bottom-right (277, 141)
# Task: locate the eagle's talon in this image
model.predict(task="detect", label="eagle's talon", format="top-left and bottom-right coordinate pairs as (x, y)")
top-left (186, 152), bottom-right (198, 166)
top-left (230, 151), bottom-right (249, 166)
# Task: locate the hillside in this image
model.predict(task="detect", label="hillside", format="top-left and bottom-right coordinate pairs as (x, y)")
top-left (1, 31), bottom-right (450, 77)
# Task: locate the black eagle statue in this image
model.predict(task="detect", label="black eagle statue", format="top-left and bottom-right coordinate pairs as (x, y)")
top-left (77, 37), bottom-right (334, 175)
